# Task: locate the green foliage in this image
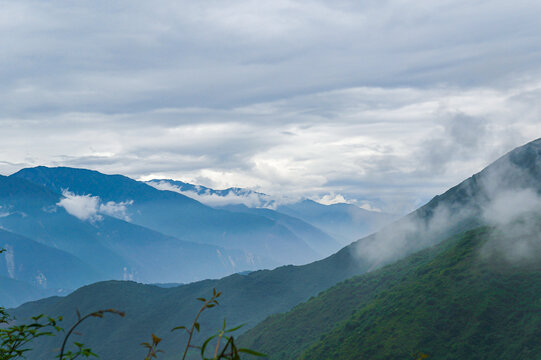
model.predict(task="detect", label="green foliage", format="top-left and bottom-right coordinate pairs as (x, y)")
top-left (58, 309), bottom-right (125, 360)
top-left (0, 303), bottom-right (125, 360)
top-left (1, 288), bottom-right (263, 360)
top-left (199, 319), bottom-right (265, 360)
top-left (169, 289), bottom-right (266, 360)
top-left (0, 307), bottom-right (62, 359)
top-left (141, 334), bottom-right (163, 360)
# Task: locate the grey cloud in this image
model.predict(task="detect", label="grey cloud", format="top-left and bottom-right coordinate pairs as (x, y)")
top-left (2, 83), bottom-right (539, 214)
top-left (1, 1), bottom-right (541, 213)
top-left (419, 113), bottom-right (490, 175)
top-left (2, 0), bottom-right (541, 116)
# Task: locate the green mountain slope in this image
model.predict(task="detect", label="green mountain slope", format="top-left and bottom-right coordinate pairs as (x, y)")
top-left (239, 226), bottom-right (541, 360)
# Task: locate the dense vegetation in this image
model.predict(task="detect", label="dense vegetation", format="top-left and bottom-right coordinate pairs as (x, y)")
top-left (239, 226), bottom-right (541, 359)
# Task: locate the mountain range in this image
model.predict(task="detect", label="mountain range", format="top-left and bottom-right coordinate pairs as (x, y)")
top-left (1, 165), bottom-right (388, 307)
top-left (7, 139), bottom-right (540, 359)
top-left (147, 178), bottom-right (396, 245)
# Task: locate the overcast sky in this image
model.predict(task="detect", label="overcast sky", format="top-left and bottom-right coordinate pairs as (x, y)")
top-left (1, 0), bottom-right (540, 213)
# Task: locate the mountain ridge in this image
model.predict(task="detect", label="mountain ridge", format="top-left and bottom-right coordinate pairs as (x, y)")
top-left (12, 166), bottom-right (326, 267)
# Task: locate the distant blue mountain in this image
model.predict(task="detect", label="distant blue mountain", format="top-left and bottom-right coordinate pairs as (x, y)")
top-left (12, 167), bottom-right (322, 267)
top-left (219, 204), bottom-right (342, 256)
top-left (0, 171), bottom-right (301, 306)
top-left (147, 179), bottom-right (396, 245)
top-left (276, 200), bottom-right (396, 244)
top-left (2, 165), bottom-right (394, 307)
top-left (147, 179), bottom-right (270, 206)
top-left (0, 276), bottom-right (69, 309)
top-left (147, 179), bottom-right (346, 254)
top-left (0, 227), bottom-right (101, 289)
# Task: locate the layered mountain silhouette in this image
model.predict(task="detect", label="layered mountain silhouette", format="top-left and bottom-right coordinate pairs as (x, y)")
top-left (0, 173), bottom-right (254, 306)
top-left (12, 167), bottom-right (331, 265)
top-left (2, 166), bottom-right (365, 306)
top-left (147, 178), bottom-right (396, 245)
top-left (8, 138), bottom-right (540, 359)
top-left (276, 199), bottom-right (396, 244)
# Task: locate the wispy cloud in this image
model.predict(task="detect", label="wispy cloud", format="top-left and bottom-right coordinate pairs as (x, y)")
top-left (353, 144), bottom-right (541, 267)
top-left (147, 180), bottom-right (271, 208)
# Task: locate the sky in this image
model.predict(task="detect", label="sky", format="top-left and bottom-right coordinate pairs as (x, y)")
top-left (1, 0), bottom-right (540, 214)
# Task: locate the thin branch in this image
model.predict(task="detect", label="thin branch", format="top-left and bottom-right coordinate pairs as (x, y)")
top-left (58, 309), bottom-right (124, 360)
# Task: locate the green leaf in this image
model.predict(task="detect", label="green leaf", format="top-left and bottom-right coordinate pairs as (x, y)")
top-left (200, 334), bottom-right (217, 357)
top-left (238, 348), bottom-right (267, 357)
top-left (171, 325), bottom-right (187, 332)
top-left (225, 324), bottom-right (245, 333)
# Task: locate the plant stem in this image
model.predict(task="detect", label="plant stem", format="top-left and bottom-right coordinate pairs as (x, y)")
top-left (181, 298), bottom-right (212, 360)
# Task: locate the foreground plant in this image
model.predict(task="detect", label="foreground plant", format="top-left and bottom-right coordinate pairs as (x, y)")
top-left (0, 281), bottom-right (262, 359)
top-left (200, 319), bottom-right (265, 360)
top-left (0, 307), bottom-right (62, 359)
top-left (58, 309), bottom-right (125, 360)
top-left (169, 288), bottom-right (265, 360)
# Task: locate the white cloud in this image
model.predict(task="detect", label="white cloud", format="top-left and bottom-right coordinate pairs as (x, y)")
top-left (3, 244), bottom-right (15, 279)
top-left (57, 190), bottom-right (133, 222)
top-left (99, 200), bottom-right (133, 221)
top-left (313, 193), bottom-right (351, 206)
top-left (357, 201), bottom-right (382, 213)
top-left (57, 191), bottom-right (101, 221)
top-left (482, 189), bottom-right (541, 226)
top-left (147, 180), bottom-right (273, 208)
top-left (0, 205), bottom-right (12, 218)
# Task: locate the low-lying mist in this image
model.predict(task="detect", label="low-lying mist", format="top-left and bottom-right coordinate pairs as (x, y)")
top-left (352, 142), bottom-right (541, 268)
